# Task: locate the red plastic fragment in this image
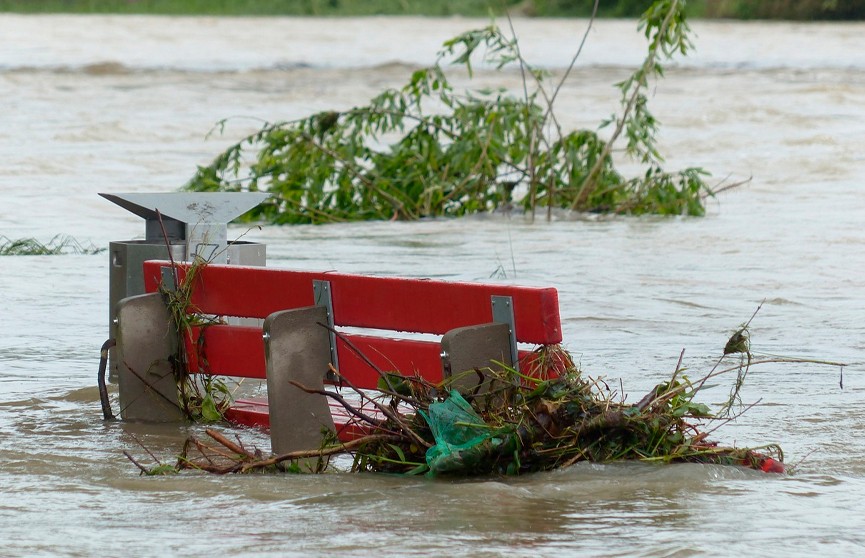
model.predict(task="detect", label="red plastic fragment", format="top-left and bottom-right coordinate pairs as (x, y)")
top-left (760, 457), bottom-right (785, 474)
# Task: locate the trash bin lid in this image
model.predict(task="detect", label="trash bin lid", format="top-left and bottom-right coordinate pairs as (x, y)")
top-left (99, 192), bottom-right (270, 225)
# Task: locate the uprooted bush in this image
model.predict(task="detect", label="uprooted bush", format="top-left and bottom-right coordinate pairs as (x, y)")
top-left (185, 0), bottom-right (743, 224)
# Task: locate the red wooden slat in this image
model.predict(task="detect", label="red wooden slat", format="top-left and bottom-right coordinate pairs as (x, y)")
top-left (183, 325), bottom-right (444, 386)
top-left (228, 398), bottom-right (377, 441)
top-left (222, 345), bottom-right (567, 435)
top-left (334, 334), bottom-right (444, 388)
top-left (225, 399), bottom-right (270, 430)
top-left (182, 324), bottom-right (551, 387)
top-left (185, 325), bottom-right (266, 379)
top-left (143, 261), bottom-right (562, 344)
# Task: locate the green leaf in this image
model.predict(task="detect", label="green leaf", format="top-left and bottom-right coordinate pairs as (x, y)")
top-left (146, 464), bottom-right (178, 476)
top-left (388, 444), bottom-right (407, 463)
top-left (200, 394), bottom-right (222, 422)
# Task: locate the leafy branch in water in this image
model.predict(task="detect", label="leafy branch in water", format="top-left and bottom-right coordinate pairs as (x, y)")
top-left (186, 0), bottom-right (732, 224)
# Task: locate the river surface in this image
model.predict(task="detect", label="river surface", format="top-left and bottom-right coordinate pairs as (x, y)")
top-left (1, 14), bottom-right (864, 557)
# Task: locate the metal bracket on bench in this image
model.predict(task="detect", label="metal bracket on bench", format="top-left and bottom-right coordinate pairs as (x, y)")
top-left (160, 264), bottom-right (178, 292)
top-left (491, 295), bottom-right (519, 372)
top-left (313, 279), bottom-right (339, 379)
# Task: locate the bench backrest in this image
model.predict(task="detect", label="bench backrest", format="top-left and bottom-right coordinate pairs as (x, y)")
top-left (142, 260), bottom-right (562, 388)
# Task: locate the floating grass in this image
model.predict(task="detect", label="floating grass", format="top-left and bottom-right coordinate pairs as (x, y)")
top-left (0, 234), bottom-right (104, 256)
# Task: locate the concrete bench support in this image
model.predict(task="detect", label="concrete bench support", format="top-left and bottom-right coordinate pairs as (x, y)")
top-left (264, 306), bottom-right (336, 459)
top-left (115, 292), bottom-right (184, 422)
top-left (441, 322), bottom-right (513, 395)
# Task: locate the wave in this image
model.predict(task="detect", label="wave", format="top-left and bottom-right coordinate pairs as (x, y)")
top-left (4, 16), bottom-right (865, 76)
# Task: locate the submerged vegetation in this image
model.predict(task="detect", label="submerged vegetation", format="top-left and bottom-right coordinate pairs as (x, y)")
top-left (185, 0), bottom-right (735, 224)
top-left (0, 234), bottom-right (103, 256)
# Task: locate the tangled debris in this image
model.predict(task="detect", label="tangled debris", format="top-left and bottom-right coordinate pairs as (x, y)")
top-left (122, 316), bottom-right (845, 478)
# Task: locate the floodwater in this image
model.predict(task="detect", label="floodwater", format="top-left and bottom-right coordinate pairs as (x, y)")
top-left (1, 14), bottom-right (864, 556)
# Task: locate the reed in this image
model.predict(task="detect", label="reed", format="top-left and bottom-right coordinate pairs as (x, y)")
top-left (158, 255), bottom-right (233, 423)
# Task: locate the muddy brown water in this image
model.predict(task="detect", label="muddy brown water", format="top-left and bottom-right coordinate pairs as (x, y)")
top-left (1, 14), bottom-right (864, 556)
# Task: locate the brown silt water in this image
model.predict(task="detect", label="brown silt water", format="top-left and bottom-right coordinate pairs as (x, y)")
top-left (1, 14), bottom-right (863, 556)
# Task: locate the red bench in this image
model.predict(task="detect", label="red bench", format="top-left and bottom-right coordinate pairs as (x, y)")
top-left (114, 260), bottom-right (564, 455)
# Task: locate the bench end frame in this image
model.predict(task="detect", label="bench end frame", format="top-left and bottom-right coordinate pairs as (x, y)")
top-left (264, 306), bottom-right (337, 468)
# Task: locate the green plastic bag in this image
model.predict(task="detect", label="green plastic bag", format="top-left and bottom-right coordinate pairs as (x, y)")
top-left (420, 391), bottom-right (497, 475)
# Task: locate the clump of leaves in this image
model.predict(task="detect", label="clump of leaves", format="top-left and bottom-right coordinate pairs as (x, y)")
top-left (0, 234), bottom-right (103, 255)
top-left (186, 0), bottom-right (728, 224)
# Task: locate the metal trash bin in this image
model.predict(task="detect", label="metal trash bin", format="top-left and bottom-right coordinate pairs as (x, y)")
top-left (101, 192), bottom-right (269, 381)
